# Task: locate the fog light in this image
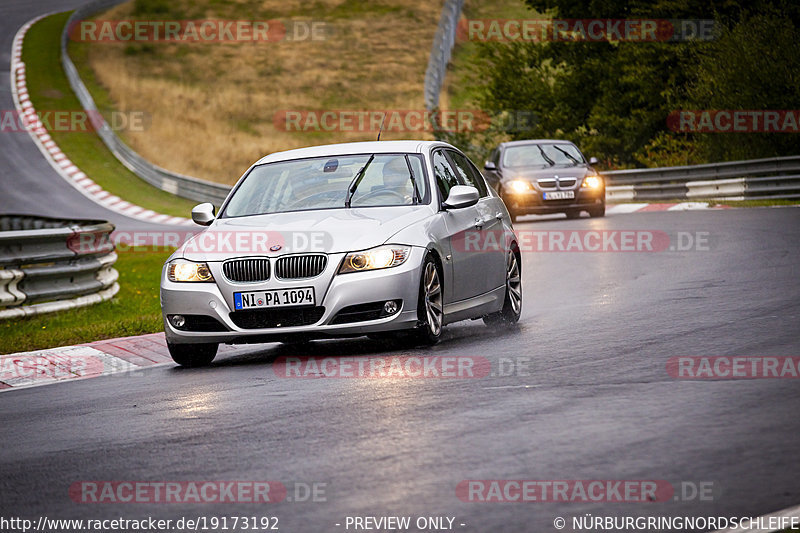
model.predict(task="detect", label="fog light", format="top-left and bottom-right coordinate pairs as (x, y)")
top-left (170, 315), bottom-right (186, 328)
top-left (383, 300), bottom-right (399, 315)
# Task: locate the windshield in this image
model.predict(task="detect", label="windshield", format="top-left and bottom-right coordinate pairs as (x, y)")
top-left (222, 153), bottom-right (428, 217)
top-left (502, 143), bottom-right (586, 168)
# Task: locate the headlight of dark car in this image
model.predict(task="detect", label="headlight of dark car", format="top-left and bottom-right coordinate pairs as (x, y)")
top-left (582, 175), bottom-right (603, 189)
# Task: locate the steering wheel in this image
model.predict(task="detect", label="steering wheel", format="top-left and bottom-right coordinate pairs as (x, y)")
top-left (286, 190), bottom-right (344, 210)
top-left (353, 189), bottom-right (408, 204)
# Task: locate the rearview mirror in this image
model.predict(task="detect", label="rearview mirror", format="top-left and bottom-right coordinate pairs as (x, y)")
top-left (191, 203), bottom-right (216, 226)
top-left (588, 156), bottom-right (599, 165)
top-left (484, 161), bottom-right (497, 171)
top-left (442, 185), bottom-right (479, 210)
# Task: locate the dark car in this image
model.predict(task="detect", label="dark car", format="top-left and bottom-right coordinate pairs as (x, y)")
top-left (483, 139), bottom-right (605, 221)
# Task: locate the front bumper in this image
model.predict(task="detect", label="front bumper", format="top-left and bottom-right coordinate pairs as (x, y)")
top-left (160, 247), bottom-right (426, 344)
top-left (503, 187), bottom-right (604, 214)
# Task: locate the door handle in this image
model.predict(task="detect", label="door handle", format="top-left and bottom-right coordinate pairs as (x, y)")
top-left (474, 217), bottom-right (484, 229)
top-left (496, 212), bottom-right (504, 220)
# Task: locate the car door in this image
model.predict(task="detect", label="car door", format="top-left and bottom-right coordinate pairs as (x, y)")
top-left (431, 149), bottom-right (493, 304)
top-left (445, 149), bottom-right (507, 294)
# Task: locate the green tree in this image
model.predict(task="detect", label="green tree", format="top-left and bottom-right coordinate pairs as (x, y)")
top-left (469, 0), bottom-right (799, 167)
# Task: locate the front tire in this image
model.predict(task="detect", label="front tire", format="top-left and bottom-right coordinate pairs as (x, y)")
top-left (484, 249), bottom-right (522, 329)
top-left (411, 254), bottom-right (444, 345)
top-left (589, 204), bottom-right (605, 217)
top-left (167, 342), bottom-right (218, 367)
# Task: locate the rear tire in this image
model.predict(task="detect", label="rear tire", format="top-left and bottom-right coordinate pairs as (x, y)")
top-left (167, 342), bottom-right (218, 367)
top-left (411, 254), bottom-right (444, 345)
top-left (484, 249), bottom-right (522, 329)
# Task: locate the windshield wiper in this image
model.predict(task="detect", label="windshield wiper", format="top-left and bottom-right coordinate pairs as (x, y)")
top-left (405, 155), bottom-right (421, 204)
top-left (552, 145), bottom-right (581, 165)
top-left (536, 145), bottom-right (555, 166)
top-left (345, 154), bottom-right (375, 208)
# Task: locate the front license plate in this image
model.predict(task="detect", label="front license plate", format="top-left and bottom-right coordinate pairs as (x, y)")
top-left (543, 191), bottom-right (575, 200)
top-left (234, 287), bottom-right (315, 310)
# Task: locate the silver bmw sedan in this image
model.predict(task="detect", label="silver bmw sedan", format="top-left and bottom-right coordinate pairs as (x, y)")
top-left (160, 141), bottom-right (522, 366)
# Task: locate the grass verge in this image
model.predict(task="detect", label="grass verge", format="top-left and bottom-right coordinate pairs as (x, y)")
top-left (77, 0), bottom-right (441, 183)
top-left (0, 250), bottom-right (169, 355)
top-left (22, 12), bottom-right (196, 218)
top-left (708, 199), bottom-right (800, 207)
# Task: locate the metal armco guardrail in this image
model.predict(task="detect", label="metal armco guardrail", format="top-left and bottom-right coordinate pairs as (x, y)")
top-left (0, 215), bottom-right (119, 319)
top-left (604, 155), bottom-right (800, 201)
top-left (60, 0), bottom-right (232, 206)
top-left (424, 0), bottom-right (464, 111)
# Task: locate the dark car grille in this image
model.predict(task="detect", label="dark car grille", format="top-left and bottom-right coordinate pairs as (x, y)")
top-left (275, 254), bottom-right (327, 279)
top-left (223, 258), bottom-right (270, 282)
top-left (230, 306), bottom-right (326, 329)
top-left (537, 178), bottom-right (577, 189)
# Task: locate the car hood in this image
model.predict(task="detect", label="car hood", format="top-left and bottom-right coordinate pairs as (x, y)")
top-left (501, 165), bottom-right (593, 181)
top-left (178, 206), bottom-right (432, 261)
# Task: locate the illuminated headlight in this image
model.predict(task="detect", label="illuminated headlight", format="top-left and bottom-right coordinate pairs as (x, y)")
top-left (167, 260), bottom-right (215, 282)
top-left (339, 245), bottom-right (411, 274)
top-left (582, 175), bottom-right (603, 189)
top-left (507, 180), bottom-right (533, 193)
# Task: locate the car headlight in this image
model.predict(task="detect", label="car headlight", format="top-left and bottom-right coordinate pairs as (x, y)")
top-left (167, 260), bottom-right (215, 282)
top-left (339, 245), bottom-right (411, 274)
top-left (507, 179), bottom-right (533, 193)
top-left (582, 175), bottom-right (603, 189)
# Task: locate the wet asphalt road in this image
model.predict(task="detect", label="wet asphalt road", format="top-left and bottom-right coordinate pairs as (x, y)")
top-left (1, 207), bottom-right (799, 532)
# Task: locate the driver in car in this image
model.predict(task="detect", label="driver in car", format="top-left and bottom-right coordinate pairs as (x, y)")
top-left (381, 156), bottom-right (414, 204)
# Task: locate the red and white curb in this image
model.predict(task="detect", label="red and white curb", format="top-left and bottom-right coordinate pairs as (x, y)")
top-left (0, 332), bottom-right (246, 391)
top-left (10, 15), bottom-right (193, 227)
top-left (606, 202), bottom-right (729, 215)
top-left (0, 333), bottom-right (169, 390)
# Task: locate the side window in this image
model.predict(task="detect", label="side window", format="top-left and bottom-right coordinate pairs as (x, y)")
top-left (432, 150), bottom-right (461, 203)
top-left (491, 149), bottom-right (500, 165)
top-left (447, 150), bottom-right (489, 197)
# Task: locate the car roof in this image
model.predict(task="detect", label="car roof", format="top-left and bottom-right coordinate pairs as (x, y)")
top-left (499, 139), bottom-right (577, 148)
top-left (254, 140), bottom-right (455, 165)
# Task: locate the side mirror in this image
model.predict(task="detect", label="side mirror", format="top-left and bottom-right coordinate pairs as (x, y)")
top-left (484, 161), bottom-right (497, 171)
top-left (191, 203), bottom-right (216, 226)
top-left (442, 185), bottom-right (479, 210)
top-left (588, 156), bottom-right (599, 165)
